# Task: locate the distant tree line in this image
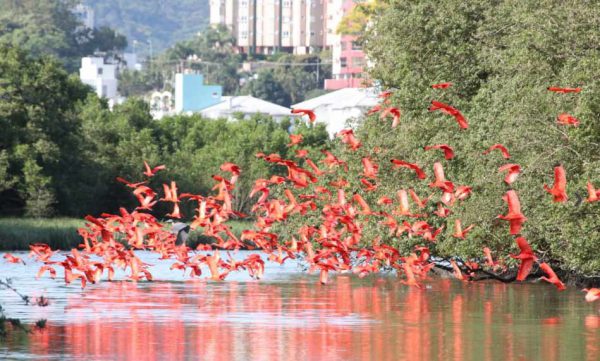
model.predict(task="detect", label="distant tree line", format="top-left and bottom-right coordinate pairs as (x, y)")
top-left (0, 45), bottom-right (329, 218)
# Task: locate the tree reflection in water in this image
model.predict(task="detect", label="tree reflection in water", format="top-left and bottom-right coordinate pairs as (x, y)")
top-left (8, 277), bottom-right (595, 360)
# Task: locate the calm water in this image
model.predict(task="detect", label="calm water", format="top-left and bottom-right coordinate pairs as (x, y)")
top-left (0, 251), bottom-right (598, 361)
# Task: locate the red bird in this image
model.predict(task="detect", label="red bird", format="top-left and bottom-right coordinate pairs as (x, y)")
top-left (287, 134), bottom-right (303, 147)
top-left (498, 163), bottom-right (521, 184)
top-left (380, 107), bottom-right (401, 128)
top-left (543, 165), bottom-right (568, 203)
top-left (3, 253), bottom-right (25, 264)
top-left (498, 190), bottom-right (527, 235)
top-left (390, 159), bottom-right (426, 179)
top-left (428, 100), bottom-right (468, 129)
top-left (429, 162), bottom-right (454, 193)
top-left (452, 219), bottom-right (474, 239)
top-left (510, 237), bottom-right (537, 281)
top-left (143, 161), bottom-right (166, 177)
top-left (483, 144), bottom-right (511, 159)
top-left (367, 104), bottom-right (382, 115)
top-left (361, 157), bottom-right (379, 179)
top-left (424, 144), bottom-right (455, 160)
top-left (556, 113), bottom-right (579, 126)
top-left (547, 86), bottom-right (582, 93)
top-left (583, 288), bottom-right (600, 302)
top-left (337, 129), bottom-right (362, 150)
top-left (539, 262), bottom-right (566, 291)
top-left (291, 108), bottom-right (317, 123)
top-left (431, 82), bottom-right (453, 89)
top-left (586, 181), bottom-right (600, 202)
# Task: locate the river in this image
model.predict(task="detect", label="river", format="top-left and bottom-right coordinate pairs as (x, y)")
top-left (1, 251), bottom-right (598, 360)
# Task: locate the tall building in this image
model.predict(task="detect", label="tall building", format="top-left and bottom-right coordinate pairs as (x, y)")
top-left (210, 0), bottom-right (367, 89)
top-left (210, 0), bottom-right (327, 55)
top-left (323, 0), bottom-right (367, 90)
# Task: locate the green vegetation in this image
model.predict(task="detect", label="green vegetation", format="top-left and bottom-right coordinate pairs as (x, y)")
top-left (334, 0), bottom-right (599, 274)
top-left (0, 217), bottom-right (254, 251)
top-left (0, 44), bottom-right (330, 219)
top-left (86, 0), bottom-right (209, 55)
top-left (0, 218), bottom-right (84, 251)
top-left (0, 0), bottom-right (127, 72)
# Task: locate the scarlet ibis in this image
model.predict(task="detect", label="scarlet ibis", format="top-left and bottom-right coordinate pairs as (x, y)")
top-left (3, 253), bottom-right (25, 264)
top-left (390, 159), bottom-right (426, 179)
top-left (547, 86), bottom-right (582, 93)
top-left (380, 107), bottom-right (401, 128)
top-left (543, 165), bottom-right (568, 203)
top-left (424, 144), bottom-right (455, 160)
top-left (143, 161), bottom-right (166, 177)
top-left (583, 288), bottom-right (600, 302)
top-left (431, 82), bottom-right (452, 89)
top-left (498, 164), bottom-right (521, 184)
top-left (428, 100), bottom-right (468, 129)
top-left (556, 113), bottom-right (579, 126)
top-left (483, 144), bottom-right (511, 159)
top-left (498, 190), bottom-right (527, 235)
top-left (287, 134), bottom-right (303, 147)
top-left (510, 237), bottom-right (537, 281)
top-left (539, 262), bottom-right (566, 291)
top-left (291, 108), bottom-right (317, 122)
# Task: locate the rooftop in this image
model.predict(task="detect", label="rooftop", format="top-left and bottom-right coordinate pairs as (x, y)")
top-left (292, 87), bottom-right (380, 110)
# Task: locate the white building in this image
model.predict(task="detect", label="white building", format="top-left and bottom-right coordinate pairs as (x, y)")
top-left (200, 96), bottom-right (293, 122)
top-left (292, 87), bottom-right (379, 137)
top-left (79, 57), bottom-right (119, 103)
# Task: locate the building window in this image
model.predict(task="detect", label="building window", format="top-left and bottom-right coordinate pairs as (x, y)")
top-left (283, 1), bottom-right (290, 7)
top-left (310, 31), bottom-right (315, 36)
top-left (352, 57), bottom-right (364, 68)
top-left (283, 31), bottom-right (290, 38)
top-left (352, 41), bottom-right (362, 50)
top-left (340, 57), bottom-right (347, 68)
top-left (241, 31), bottom-right (248, 39)
top-left (240, 15), bottom-right (247, 22)
top-left (97, 67), bottom-right (103, 75)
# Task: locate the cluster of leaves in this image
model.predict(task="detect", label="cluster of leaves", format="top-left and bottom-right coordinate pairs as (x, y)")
top-left (0, 0), bottom-right (127, 72)
top-left (0, 45), bottom-right (329, 218)
top-left (332, 0), bottom-right (600, 274)
top-left (240, 53), bottom-right (332, 107)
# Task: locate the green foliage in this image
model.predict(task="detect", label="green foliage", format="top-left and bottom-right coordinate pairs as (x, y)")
top-left (0, 45), bottom-right (91, 216)
top-left (86, 0), bottom-right (209, 55)
top-left (0, 217), bottom-right (85, 250)
top-left (347, 0), bottom-right (600, 274)
top-left (0, 0), bottom-right (127, 72)
top-left (241, 54), bottom-right (332, 106)
top-left (241, 70), bottom-right (292, 106)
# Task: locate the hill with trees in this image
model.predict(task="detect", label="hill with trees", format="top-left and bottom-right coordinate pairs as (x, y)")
top-left (85, 0), bottom-right (209, 55)
top-left (0, 0), bottom-right (127, 72)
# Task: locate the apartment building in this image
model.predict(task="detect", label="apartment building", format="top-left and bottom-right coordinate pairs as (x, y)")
top-left (210, 0), bottom-right (367, 89)
top-left (210, 0), bottom-right (327, 54)
top-left (323, 0), bottom-right (367, 90)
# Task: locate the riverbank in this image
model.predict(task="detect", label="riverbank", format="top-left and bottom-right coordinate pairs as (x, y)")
top-left (0, 217), bottom-right (251, 251)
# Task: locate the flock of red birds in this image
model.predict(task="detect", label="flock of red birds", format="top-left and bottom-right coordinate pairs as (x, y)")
top-left (2, 83), bottom-right (599, 304)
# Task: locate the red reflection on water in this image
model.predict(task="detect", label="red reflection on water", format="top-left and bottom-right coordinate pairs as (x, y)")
top-left (21, 279), bottom-right (579, 361)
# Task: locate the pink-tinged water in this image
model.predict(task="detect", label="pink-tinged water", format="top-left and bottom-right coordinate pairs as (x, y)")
top-left (0, 251), bottom-right (598, 361)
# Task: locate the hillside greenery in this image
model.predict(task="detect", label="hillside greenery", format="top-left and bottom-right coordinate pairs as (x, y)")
top-left (85, 0), bottom-right (209, 55)
top-left (0, 0), bottom-right (127, 72)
